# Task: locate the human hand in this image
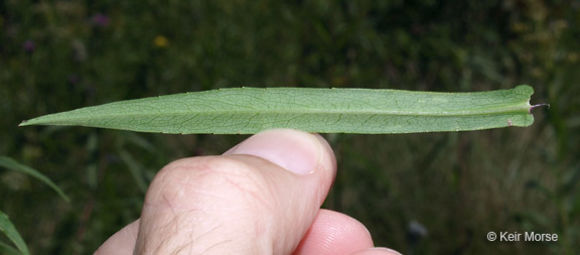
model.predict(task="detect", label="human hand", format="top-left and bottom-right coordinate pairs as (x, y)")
top-left (95, 129), bottom-right (401, 255)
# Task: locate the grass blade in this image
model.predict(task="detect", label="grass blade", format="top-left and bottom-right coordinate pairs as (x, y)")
top-left (0, 156), bottom-right (70, 202)
top-left (19, 85), bottom-right (535, 134)
top-left (0, 210), bottom-right (30, 255)
top-left (0, 241), bottom-right (21, 255)
top-left (118, 150), bottom-right (148, 193)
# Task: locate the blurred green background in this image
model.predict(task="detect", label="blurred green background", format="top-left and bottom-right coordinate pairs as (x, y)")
top-left (1, 0), bottom-right (578, 254)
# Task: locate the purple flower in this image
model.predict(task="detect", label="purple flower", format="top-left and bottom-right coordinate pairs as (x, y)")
top-left (23, 40), bottom-right (35, 53)
top-left (91, 13), bottom-right (110, 27)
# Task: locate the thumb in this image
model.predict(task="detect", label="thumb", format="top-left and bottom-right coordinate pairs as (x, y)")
top-left (134, 129), bottom-right (336, 254)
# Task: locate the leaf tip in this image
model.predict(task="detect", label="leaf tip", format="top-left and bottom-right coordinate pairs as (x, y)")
top-left (19, 117), bottom-right (43, 127)
top-left (18, 118), bottom-right (41, 127)
top-left (529, 103), bottom-right (550, 113)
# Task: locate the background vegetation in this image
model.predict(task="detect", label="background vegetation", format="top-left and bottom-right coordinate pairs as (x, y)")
top-left (1, 0), bottom-right (578, 254)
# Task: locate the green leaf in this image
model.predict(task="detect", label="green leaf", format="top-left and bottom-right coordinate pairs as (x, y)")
top-left (0, 241), bottom-right (22, 255)
top-left (20, 85), bottom-right (536, 134)
top-left (0, 156), bottom-right (70, 202)
top-left (0, 210), bottom-right (30, 255)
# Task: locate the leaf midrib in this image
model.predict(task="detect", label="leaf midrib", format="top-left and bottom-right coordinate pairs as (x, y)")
top-left (27, 103), bottom-right (530, 125)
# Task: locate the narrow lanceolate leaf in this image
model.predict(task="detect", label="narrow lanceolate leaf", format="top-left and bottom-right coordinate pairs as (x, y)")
top-left (0, 210), bottom-right (30, 255)
top-left (0, 156), bottom-right (70, 202)
top-left (20, 85), bottom-right (536, 134)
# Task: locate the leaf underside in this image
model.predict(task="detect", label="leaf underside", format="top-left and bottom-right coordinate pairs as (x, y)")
top-left (20, 85), bottom-right (535, 134)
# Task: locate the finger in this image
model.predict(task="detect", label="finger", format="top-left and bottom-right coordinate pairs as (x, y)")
top-left (94, 219), bottom-right (139, 255)
top-left (134, 129), bottom-right (336, 254)
top-left (293, 209), bottom-right (373, 255)
top-left (351, 247), bottom-right (402, 255)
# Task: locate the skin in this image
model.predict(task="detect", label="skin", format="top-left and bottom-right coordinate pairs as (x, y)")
top-left (95, 129), bottom-right (401, 255)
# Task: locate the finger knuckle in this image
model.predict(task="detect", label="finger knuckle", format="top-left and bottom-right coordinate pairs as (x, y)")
top-left (151, 156), bottom-right (276, 213)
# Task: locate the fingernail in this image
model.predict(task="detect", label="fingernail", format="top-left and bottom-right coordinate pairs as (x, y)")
top-left (224, 129), bottom-right (322, 175)
top-left (385, 248), bottom-right (402, 255)
top-left (372, 247), bottom-right (403, 255)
